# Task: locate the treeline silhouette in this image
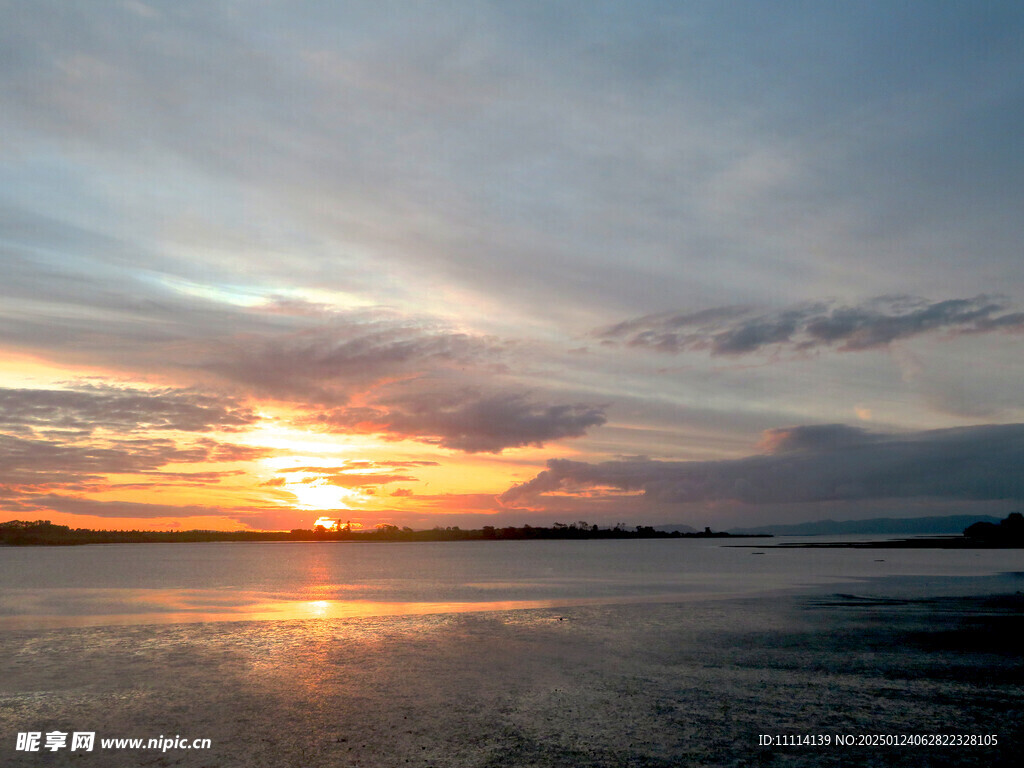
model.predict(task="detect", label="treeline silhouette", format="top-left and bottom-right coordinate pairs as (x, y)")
top-left (0, 519), bottom-right (755, 546)
top-left (963, 512), bottom-right (1024, 546)
top-left (7, 515), bottom-right (1021, 547)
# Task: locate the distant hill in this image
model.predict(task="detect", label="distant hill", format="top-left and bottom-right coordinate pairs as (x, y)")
top-left (728, 515), bottom-right (1003, 536)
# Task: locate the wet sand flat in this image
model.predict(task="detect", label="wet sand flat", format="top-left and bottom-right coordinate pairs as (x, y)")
top-left (2, 593), bottom-right (1022, 767)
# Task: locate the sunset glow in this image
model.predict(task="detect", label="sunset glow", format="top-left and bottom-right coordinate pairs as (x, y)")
top-left (2, 3), bottom-right (1023, 533)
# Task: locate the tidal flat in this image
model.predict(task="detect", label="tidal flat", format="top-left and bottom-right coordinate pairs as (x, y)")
top-left (3, 589), bottom-right (1022, 767)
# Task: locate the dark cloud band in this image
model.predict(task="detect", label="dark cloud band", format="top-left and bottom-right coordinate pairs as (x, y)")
top-left (312, 390), bottom-right (608, 453)
top-left (501, 422), bottom-right (1024, 507)
top-left (600, 295), bottom-right (1024, 356)
top-left (0, 384), bottom-right (258, 435)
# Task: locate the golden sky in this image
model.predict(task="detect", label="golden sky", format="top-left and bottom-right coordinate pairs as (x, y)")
top-left (3, 2), bottom-right (1024, 531)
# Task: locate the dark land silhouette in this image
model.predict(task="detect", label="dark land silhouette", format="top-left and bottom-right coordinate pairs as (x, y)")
top-left (761, 512), bottom-right (1024, 549)
top-left (963, 511), bottom-right (1024, 545)
top-left (0, 519), bottom-right (765, 546)
top-left (728, 513), bottom-right (1004, 536)
top-left (6, 514), bottom-right (1021, 547)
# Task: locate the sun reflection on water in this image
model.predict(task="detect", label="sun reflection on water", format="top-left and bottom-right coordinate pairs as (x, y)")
top-left (0, 586), bottom-right (761, 630)
top-left (308, 600), bottom-right (330, 616)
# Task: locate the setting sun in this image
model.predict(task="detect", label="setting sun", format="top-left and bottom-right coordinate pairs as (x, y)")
top-left (285, 480), bottom-right (359, 511)
top-left (312, 516), bottom-right (357, 530)
top-left (4, 3), bottom-right (1022, 765)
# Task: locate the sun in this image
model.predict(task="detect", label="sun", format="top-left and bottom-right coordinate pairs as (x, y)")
top-left (257, 454), bottom-right (365, 511)
top-left (287, 480), bottom-right (360, 511)
top-left (312, 516), bottom-right (363, 531)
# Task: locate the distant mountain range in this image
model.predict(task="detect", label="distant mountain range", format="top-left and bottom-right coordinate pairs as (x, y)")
top-left (724, 514), bottom-right (1004, 536)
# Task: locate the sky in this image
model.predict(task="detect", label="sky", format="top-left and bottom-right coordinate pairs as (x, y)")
top-left (2, 0), bottom-right (1024, 532)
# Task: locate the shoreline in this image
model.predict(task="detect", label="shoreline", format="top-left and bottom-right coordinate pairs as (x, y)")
top-left (1, 520), bottom-right (771, 546)
top-left (742, 536), bottom-right (1024, 549)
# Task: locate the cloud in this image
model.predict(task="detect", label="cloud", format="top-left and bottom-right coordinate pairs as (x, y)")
top-left (0, 224), bottom-right (511, 410)
top-left (501, 422), bottom-right (1024, 507)
top-left (104, 470), bottom-right (245, 489)
top-left (23, 495), bottom-right (229, 520)
top-left (0, 433), bottom-right (199, 487)
top-left (276, 465), bottom-right (419, 489)
top-left (600, 296), bottom-right (1024, 357)
top-left (3, 2), bottom-right (1023, 344)
top-left (0, 384), bottom-right (258, 436)
top-left (758, 424), bottom-right (880, 454)
top-left (200, 316), bottom-right (506, 405)
top-left (2, 4), bottom-right (1023, 533)
top-left (313, 389), bottom-right (607, 453)
top-left (279, 461), bottom-right (439, 472)
top-left (0, 432), bottom-right (269, 491)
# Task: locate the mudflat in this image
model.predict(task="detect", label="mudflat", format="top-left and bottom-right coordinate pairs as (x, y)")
top-left (2, 592), bottom-right (1022, 767)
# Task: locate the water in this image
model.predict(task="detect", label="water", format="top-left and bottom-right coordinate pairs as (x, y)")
top-left (3, 538), bottom-right (1024, 767)
top-left (1, 537), bottom-right (1021, 628)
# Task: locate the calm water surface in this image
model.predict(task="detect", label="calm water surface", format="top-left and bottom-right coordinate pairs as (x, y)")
top-left (1, 537), bottom-right (1021, 628)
